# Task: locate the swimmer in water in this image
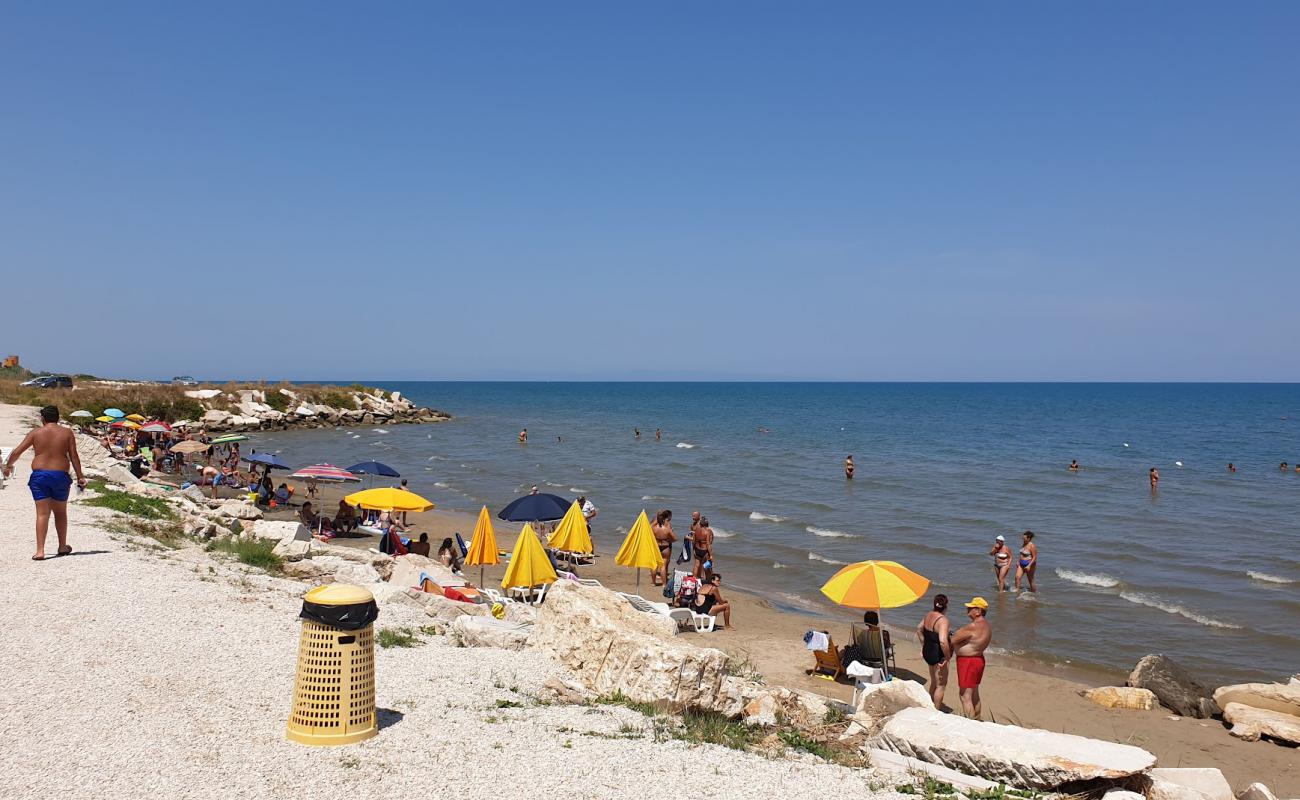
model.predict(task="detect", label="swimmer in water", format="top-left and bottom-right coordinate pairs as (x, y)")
top-left (1227, 463), bottom-right (1236, 473)
top-left (1014, 531), bottom-right (1037, 592)
top-left (634, 428), bottom-right (640, 439)
top-left (1149, 467), bottom-right (1159, 490)
top-left (1069, 459), bottom-right (1079, 472)
top-left (990, 535), bottom-right (1012, 592)
top-left (845, 455), bottom-right (855, 480)
top-left (518, 428), bottom-right (527, 444)
top-left (655, 428), bottom-right (662, 441)
top-left (1280, 462), bottom-right (1289, 472)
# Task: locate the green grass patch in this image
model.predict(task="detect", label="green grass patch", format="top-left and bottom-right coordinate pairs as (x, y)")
top-left (205, 536), bottom-right (283, 572)
top-left (674, 708), bottom-right (756, 751)
top-left (376, 627), bottom-right (420, 648)
top-left (778, 728), bottom-right (834, 760)
top-left (596, 691), bottom-right (660, 717)
top-left (81, 487), bottom-right (176, 520)
top-left (495, 699), bottom-right (523, 709)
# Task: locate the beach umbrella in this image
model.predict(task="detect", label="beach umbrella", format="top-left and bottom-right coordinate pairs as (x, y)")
top-left (345, 460), bottom-right (400, 488)
top-left (615, 510), bottom-right (663, 593)
top-left (126, 414), bottom-right (146, 422)
top-left (111, 420), bottom-right (141, 430)
top-left (103, 408), bottom-right (125, 419)
top-left (210, 434), bottom-right (249, 445)
top-left (95, 416), bottom-right (115, 423)
top-left (171, 440), bottom-right (210, 454)
top-left (70, 410), bottom-right (94, 418)
top-left (819, 560), bottom-right (930, 610)
top-left (244, 452), bottom-right (292, 471)
top-left (501, 523), bottom-right (558, 592)
top-left (464, 505), bottom-right (499, 586)
top-left (290, 464), bottom-right (359, 482)
top-left (548, 500), bottom-right (593, 571)
top-left (139, 421), bottom-right (172, 434)
top-left (497, 492), bottom-right (570, 522)
top-left (344, 486), bottom-right (435, 512)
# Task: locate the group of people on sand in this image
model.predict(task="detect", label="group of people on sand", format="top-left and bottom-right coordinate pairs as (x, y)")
top-left (649, 509), bottom-right (731, 628)
top-left (916, 594), bottom-right (993, 718)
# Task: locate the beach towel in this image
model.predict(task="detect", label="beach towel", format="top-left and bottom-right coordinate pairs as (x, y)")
top-left (455, 532), bottom-right (469, 558)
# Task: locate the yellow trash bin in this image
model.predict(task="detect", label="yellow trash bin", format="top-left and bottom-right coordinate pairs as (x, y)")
top-left (286, 584), bottom-right (379, 746)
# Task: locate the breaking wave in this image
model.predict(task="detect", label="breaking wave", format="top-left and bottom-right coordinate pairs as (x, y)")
top-left (805, 526), bottom-right (857, 539)
top-left (1119, 591), bottom-right (1241, 629)
top-left (749, 512), bottom-right (787, 523)
top-left (1055, 569), bottom-right (1121, 589)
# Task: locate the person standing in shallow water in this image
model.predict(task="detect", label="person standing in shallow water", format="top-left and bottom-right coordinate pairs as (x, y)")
top-left (990, 535), bottom-right (1012, 592)
top-left (3, 405), bottom-right (87, 560)
top-left (1149, 467), bottom-right (1159, 491)
top-left (518, 428), bottom-right (527, 443)
top-left (1014, 531), bottom-right (1038, 593)
top-left (844, 455), bottom-right (855, 480)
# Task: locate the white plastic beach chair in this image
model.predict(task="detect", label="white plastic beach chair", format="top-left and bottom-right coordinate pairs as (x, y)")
top-left (508, 583), bottom-right (549, 606)
top-left (576, 578), bottom-right (603, 588)
top-left (0, 447), bottom-right (10, 490)
top-left (691, 612), bottom-right (716, 633)
top-left (619, 593), bottom-right (693, 631)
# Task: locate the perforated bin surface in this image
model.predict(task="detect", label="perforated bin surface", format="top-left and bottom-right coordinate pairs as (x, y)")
top-left (286, 620), bottom-right (376, 746)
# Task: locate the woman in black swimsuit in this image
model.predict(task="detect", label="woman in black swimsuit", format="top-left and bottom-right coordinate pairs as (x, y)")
top-left (915, 594), bottom-right (951, 709)
top-left (693, 573), bottom-right (731, 629)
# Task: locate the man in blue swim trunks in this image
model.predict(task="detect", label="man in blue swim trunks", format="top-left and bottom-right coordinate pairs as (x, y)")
top-left (3, 405), bottom-right (87, 560)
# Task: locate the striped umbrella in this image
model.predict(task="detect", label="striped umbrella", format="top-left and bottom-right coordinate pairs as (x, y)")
top-left (290, 464), bottom-right (360, 483)
top-left (819, 560), bottom-right (930, 609)
top-left (139, 421), bottom-right (172, 433)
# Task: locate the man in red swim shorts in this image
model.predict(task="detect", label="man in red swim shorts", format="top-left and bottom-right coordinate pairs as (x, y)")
top-left (951, 596), bottom-right (992, 719)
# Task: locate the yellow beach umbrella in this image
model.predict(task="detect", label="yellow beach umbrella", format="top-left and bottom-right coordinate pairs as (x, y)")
top-left (464, 505), bottom-right (499, 586)
top-left (548, 500), bottom-right (593, 567)
top-left (344, 486), bottom-right (435, 512)
top-left (501, 523), bottom-right (558, 591)
top-left (615, 510), bottom-right (663, 592)
top-left (95, 416), bottom-right (115, 423)
top-left (126, 414), bottom-right (146, 422)
top-left (819, 560), bottom-right (930, 610)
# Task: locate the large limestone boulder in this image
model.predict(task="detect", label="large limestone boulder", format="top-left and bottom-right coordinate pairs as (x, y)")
top-left (179, 484), bottom-right (209, 505)
top-left (201, 409), bottom-right (232, 425)
top-left (282, 555), bottom-right (348, 580)
top-left (1127, 654), bottom-right (1219, 718)
top-left (452, 616), bottom-right (531, 650)
top-left (1082, 686), bottom-right (1159, 711)
top-left (1236, 784), bottom-right (1280, 800)
top-left (1221, 702), bottom-right (1300, 744)
top-left (529, 581), bottom-right (730, 711)
top-left (388, 554), bottom-right (451, 590)
top-left (272, 536), bottom-right (311, 562)
top-left (105, 463), bottom-right (141, 486)
top-left (1213, 681), bottom-right (1300, 718)
top-left (874, 707), bottom-right (1157, 790)
top-left (185, 389), bottom-right (223, 399)
top-left (216, 499), bottom-right (263, 520)
top-left (864, 749), bottom-right (999, 792)
top-left (244, 520), bottom-right (308, 542)
top-left (333, 562), bottom-right (381, 585)
top-left (851, 679), bottom-right (935, 737)
top-left (1146, 768), bottom-right (1233, 800)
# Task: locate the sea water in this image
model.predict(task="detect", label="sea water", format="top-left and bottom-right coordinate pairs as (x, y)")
top-left (259, 382), bottom-right (1300, 683)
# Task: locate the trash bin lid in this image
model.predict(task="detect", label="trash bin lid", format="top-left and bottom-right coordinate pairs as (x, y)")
top-left (304, 583), bottom-right (375, 606)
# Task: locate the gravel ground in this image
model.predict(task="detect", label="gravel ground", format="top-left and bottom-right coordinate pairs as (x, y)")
top-left (0, 405), bottom-right (905, 800)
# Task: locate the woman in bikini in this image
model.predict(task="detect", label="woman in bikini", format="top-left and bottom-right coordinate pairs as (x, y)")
top-left (915, 594), bottom-right (951, 709)
top-left (650, 509), bottom-right (676, 586)
top-left (990, 535), bottom-right (1012, 592)
top-left (1014, 530), bottom-right (1038, 592)
top-left (693, 573), bottom-right (732, 629)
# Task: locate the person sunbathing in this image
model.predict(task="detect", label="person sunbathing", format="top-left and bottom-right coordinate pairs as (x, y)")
top-left (407, 532), bottom-right (431, 556)
top-left (693, 573), bottom-right (732, 629)
top-left (333, 499), bottom-right (357, 533)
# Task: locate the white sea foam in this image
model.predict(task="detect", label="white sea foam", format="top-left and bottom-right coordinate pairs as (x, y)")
top-left (434, 482), bottom-right (450, 489)
top-left (1119, 591), bottom-right (1241, 629)
top-left (772, 562), bottom-right (788, 569)
top-left (749, 512), bottom-right (787, 523)
top-left (351, 435), bottom-right (361, 439)
top-left (805, 526), bottom-right (857, 539)
top-left (711, 527), bottom-right (736, 538)
top-left (641, 495), bottom-right (668, 501)
top-left (569, 488), bottom-right (587, 494)
top-left (1055, 569), bottom-right (1121, 589)
top-left (675, 442), bottom-right (697, 449)
top-left (808, 552), bottom-right (847, 566)
top-left (1248, 571), bottom-right (1295, 584)
top-left (373, 428), bottom-right (388, 434)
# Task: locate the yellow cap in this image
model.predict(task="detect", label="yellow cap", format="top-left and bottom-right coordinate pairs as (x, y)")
top-left (304, 584), bottom-right (375, 606)
top-left (965, 596), bottom-right (989, 610)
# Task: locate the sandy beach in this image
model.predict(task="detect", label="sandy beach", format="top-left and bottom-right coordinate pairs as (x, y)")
top-left (3, 402), bottom-right (1297, 796)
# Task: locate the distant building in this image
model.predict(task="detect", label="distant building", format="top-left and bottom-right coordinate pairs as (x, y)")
top-left (2, 355), bottom-right (18, 369)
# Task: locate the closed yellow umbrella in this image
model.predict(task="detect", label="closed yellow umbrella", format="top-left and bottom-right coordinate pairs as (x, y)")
top-left (344, 486), bottom-right (435, 512)
top-left (501, 523), bottom-right (558, 592)
top-left (464, 505), bottom-right (499, 586)
top-left (819, 560), bottom-right (930, 609)
top-left (126, 414), bottom-right (146, 422)
top-left (615, 510), bottom-right (663, 592)
top-left (548, 500), bottom-right (593, 570)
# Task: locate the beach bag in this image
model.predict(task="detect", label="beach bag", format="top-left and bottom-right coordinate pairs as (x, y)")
top-left (677, 539), bottom-right (693, 563)
top-left (676, 575), bottom-right (699, 607)
top-left (661, 572), bottom-right (676, 599)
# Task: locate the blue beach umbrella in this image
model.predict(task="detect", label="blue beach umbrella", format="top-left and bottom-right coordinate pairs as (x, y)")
top-left (345, 461), bottom-right (400, 488)
top-left (103, 408), bottom-right (125, 419)
top-left (245, 452), bottom-right (292, 471)
top-left (497, 493), bottom-right (571, 523)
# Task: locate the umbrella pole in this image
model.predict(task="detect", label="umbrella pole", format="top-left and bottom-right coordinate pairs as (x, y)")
top-left (479, 566), bottom-right (485, 588)
top-left (635, 568), bottom-right (641, 593)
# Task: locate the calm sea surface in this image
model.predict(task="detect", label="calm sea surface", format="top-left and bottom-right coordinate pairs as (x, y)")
top-left (260, 382), bottom-right (1299, 684)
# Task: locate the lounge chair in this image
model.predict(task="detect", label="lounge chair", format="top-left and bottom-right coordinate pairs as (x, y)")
top-left (809, 634), bottom-right (845, 680)
top-left (850, 622), bottom-right (895, 679)
top-left (507, 583), bottom-right (549, 606)
top-left (618, 593), bottom-right (694, 631)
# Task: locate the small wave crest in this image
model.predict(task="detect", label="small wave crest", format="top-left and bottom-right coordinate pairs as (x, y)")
top-left (434, 482), bottom-right (450, 489)
top-left (749, 511), bottom-right (787, 523)
top-left (1119, 591), bottom-right (1241, 629)
top-left (772, 562), bottom-right (788, 569)
top-left (1055, 569), bottom-right (1121, 589)
top-left (675, 442), bottom-right (697, 449)
top-left (641, 495), bottom-right (668, 501)
top-left (568, 487), bottom-right (587, 495)
top-left (372, 428), bottom-right (388, 434)
top-left (808, 552), bottom-right (847, 566)
top-left (1248, 571), bottom-right (1294, 584)
top-left (712, 527), bottom-right (736, 538)
top-left (805, 526), bottom-right (857, 539)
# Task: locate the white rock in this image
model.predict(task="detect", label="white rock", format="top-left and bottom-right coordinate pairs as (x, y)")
top-left (390, 391), bottom-right (402, 404)
top-left (1083, 686), bottom-right (1159, 710)
top-left (201, 409), bottom-right (231, 424)
top-left (1221, 702), bottom-right (1300, 745)
top-left (1147, 768), bottom-right (1234, 800)
top-left (1102, 792), bottom-right (1145, 800)
top-left (185, 389), bottom-right (223, 399)
top-left (278, 387), bottom-right (298, 400)
top-left (106, 464), bottom-right (141, 486)
top-left (874, 707), bottom-right (1157, 789)
top-left (272, 537), bottom-right (311, 562)
top-left (1213, 681), bottom-right (1300, 718)
top-left (333, 562), bottom-right (381, 585)
top-left (864, 748), bottom-right (998, 791)
top-left (244, 520), bottom-right (307, 542)
top-left (743, 693), bottom-right (778, 727)
top-left (452, 616), bottom-right (531, 650)
top-left (388, 554), bottom-right (452, 590)
top-left (1236, 784), bottom-right (1282, 800)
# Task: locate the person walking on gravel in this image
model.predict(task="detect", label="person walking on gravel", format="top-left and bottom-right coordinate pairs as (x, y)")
top-left (3, 405), bottom-right (87, 560)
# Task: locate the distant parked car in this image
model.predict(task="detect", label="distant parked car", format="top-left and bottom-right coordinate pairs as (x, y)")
top-left (32, 375), bottom-right (73, 389)
top-left (172, 375), bottom-right (199, 386)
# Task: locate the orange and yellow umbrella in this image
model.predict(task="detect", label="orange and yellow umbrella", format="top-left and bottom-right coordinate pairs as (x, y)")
top-left (501, 523), bottom-right (558, 590)
top-left (819, 560), bottom-right (930, 609)
top-left (464, 506), bottom-right (499, 585)
top-left (615, 510), bottom-right (663, 592)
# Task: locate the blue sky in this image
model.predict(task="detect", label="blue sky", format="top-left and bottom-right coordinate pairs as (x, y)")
top-left (2, 3), bottom-right (1297, 381)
